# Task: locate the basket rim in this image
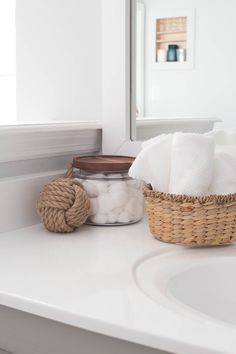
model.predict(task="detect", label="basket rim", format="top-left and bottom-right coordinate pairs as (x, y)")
top-left (143, 184), bottom-right (236, 204)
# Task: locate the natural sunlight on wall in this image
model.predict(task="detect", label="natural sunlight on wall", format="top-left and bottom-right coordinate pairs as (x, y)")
top-left (0, 0), bottom-right (16, 124)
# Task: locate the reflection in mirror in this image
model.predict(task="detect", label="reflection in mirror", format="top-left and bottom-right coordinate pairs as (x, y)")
top-left (131, 0), bottom-right (236, 140)
top-left (0, 0), bottom-right (101, 126)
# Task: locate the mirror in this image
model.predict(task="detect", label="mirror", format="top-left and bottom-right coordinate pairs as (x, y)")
top-left (131, 0), bottom-right (236, 140)
top-left (0, 0), bottom-right (101, 126)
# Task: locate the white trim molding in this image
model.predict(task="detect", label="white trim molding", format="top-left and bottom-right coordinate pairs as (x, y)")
top-left (102, 0), bottom-right (142, 156)
top-left (0, 122), bottom-right (102, 163)
top-left (136, 2), bottom-right (145, 117)
top-left (102, 0), bottom-right (132, 154)
top-left (136, 117), bottom-right (221, 140)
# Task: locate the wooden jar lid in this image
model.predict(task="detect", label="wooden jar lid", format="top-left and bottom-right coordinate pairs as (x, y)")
top-left (73, 155), bottom-right (135, 172)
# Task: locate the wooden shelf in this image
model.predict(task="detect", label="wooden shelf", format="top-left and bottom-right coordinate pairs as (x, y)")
top-left (152, 11), bottom-right (195, 69)
top-left (156, 16), bottom-right (187, 57)
top-left (156, 39), bottom-right (186, 43)
top-left (156, 31), bottom-right (186, 35)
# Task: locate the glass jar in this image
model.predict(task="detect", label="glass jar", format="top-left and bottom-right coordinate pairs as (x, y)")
top-left (73, 155), bottom-right (143, 226)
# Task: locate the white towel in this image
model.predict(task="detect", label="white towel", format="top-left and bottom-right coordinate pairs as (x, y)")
top-left (129, 134), bottom-right (172, 192)
top-left (209, 152), bottom-right (236, 195)
top-left (141, 133), bottom-right (170, 149)
top-left (215, 145), bottom-right (236, 160)
top-left (206, 130), bottom-right (236, 145)
top-left (169, 133), bottom-right (215, 196)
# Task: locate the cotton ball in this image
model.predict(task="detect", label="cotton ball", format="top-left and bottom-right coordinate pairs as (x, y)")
top-left (128, 187), bottom-right (143, 200)
top-left (137, 180), bottom-right (143, 189)
top-left (97, 193), bottom-right (112, 213)
top-left (89, 198), bottom-right (98, 216)
top-left (131, 201), bottom-right (143, 219)
top-left (109, 181), bottom-right (127, 192)
top-left (83, 181), bottom-right (99, 198)
top-left (107, 211), bottom-right (118, 223)
top-left (127, 179), bottom-right (143, 189)
top-left (126, 179), bottom-right (136, 187)
top-left (117, 211), bottom-right (130, 223)
top-left (75, 178), bottom-right (85, 188)
top-left (113, 207), bottom-right (123, 214)
top-left (88, 180), bottom-right (108, 194)
top-left (89, 213), bottom-right (108, 224)
top-left (96, 181), bottom-right (109, 194)
top-left (110, 190), bottom-right (128, 209)
top-left (125, 197), bottom-right (138, 215)
top-left (133, 203), bottom-right (143, 219)
top-left (125, 195), bottom-right (143, 221)
top-left (126, 179), bottom-right (138, 187)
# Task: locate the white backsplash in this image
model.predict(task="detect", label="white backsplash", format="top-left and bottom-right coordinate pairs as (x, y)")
top-left (0, 171), bottom-right (63, 233)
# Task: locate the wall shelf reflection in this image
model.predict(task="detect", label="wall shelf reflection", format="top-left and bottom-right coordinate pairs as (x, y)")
top-left (156, 16), bottom-right (187, 64)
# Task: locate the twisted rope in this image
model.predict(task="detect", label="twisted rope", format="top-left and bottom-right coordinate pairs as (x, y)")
top-left (36, 164), bottom-right (90, 233)
top-left (64, 163), bottom-right (74, 179)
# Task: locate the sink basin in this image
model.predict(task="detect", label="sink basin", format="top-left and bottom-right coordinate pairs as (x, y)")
top-left (134, 246), bottom-right (236, 327)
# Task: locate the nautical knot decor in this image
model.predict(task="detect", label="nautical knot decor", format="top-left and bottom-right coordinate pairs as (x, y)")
top-left (36, 165), bottom-right (90, 233)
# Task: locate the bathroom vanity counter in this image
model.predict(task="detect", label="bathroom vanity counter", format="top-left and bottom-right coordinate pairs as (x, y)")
top-left (0, 221), bottom-right (236, 354)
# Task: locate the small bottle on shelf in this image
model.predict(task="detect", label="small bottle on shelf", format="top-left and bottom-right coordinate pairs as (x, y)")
top-left (177, 48), bottom-right (186, 62)
top-left (157, 49), bottom-right (167, 62)
top-left (167, 44), bottom-right (178, 62)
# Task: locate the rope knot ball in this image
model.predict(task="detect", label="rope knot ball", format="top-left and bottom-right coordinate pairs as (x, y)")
top-left (37, 177), bottom-right (90, 233)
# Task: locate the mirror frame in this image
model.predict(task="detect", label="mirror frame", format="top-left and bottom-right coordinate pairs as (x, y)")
top-left (102, 0), bottom-right (219, 154)
top-left (102, 0), bottom-right (141, 156)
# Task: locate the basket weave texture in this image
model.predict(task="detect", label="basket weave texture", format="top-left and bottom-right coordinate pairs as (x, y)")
top-left (144, 185), bottom-right (236, 246)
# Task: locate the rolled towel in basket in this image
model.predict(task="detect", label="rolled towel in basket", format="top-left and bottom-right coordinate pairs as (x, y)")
top-left (129, 134), bottom-right (172, 193)
top-left (141, 133), bottom-right (169, 149)
top-left (215, 144), bottom-right (236, 161)
top-left (169, 133), bottom-right (215, 196)
top-left (209, 152), bottom-right (236, 195)
top-left (206, 129), bottom-right (236, 145)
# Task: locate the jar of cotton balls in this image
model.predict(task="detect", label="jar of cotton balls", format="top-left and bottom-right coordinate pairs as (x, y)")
top-left (73, 155), bottom-right (143, 225)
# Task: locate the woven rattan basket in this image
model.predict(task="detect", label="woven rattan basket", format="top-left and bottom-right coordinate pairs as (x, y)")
top-left (144, 184), bottom-right (236, 246)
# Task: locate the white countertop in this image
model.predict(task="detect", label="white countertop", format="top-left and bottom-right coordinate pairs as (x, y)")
top-left (0, 220), bottom-right (236, 354)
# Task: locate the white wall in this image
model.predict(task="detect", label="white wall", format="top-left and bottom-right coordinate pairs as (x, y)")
top-left (16, 0), bottom-right (102, 123)
top-left (0, 0), bottom-right (16, 124)
top-left (142, 0), bottom-right (236, 129)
